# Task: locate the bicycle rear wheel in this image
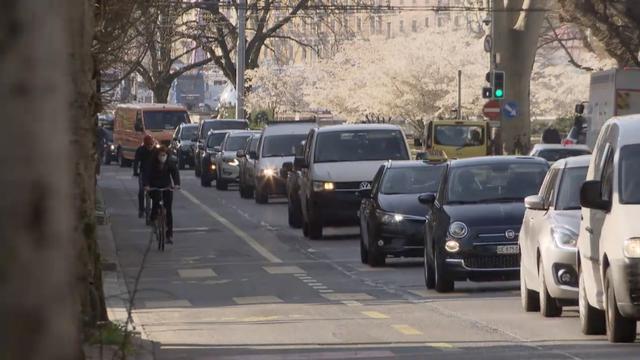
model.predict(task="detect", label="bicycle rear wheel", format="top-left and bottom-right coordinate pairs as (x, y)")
top-left (145, 194), bottom-right (152, 225)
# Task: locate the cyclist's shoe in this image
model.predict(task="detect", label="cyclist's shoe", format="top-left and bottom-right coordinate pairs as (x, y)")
top-left (166, 236), bottom-right (174, 245)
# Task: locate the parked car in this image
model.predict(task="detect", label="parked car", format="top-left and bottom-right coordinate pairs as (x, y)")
top-left (420, 156), bottom-right (549, 293)
top-left (214, 131), bottom-right (254, 190)
top-left (283, 141), bottom-right (306, 228)
top-left (296, 124), bottom-right (412, 239)
top-left (529, 144), bottom-right (591, 164)
top-left (171, 123), bottom-right (198, 169)
top-left (113, 103), bottom-right (190, 167)
top-left (578, 115), bottom-right (640, 343)
top-left (194, 119), bottom-right (249, 177)
top-left (200, 130), bottom-right (230, 187)
top-left (238, 133), bottom-right (261, 199)
top-left (252, 121), bottom-right (316, 204)
top-left (520, 155), bottom-right (590, 317)
top-left (358, 160), bottom-right (446, 267)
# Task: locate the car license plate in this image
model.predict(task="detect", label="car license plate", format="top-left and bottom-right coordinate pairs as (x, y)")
top-left (497, 245), bottom-right (520, 254)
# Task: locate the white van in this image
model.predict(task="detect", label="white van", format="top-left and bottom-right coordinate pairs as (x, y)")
top-left (578, 115), bottom-right (640, 343)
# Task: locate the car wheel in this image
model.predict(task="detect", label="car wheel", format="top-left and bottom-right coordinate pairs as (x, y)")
top-left (200, 173), bottom-right (212, 187)
top-left (520, 264), bottom-right (540, 312)
top-left (255, 186), bottom-right (268, 204)
top-left (424, 245), bottom-right (435, 289)
top-left (539, 260), bottom-right (562, 317)
top-left (605, 268), bottom-right (637, 343)
top-left (288, 198), bottom-right (303, 228)
top-left (103, 150), bottom-right (111, 165)
top-left (434, 249), bottom-right (454, 293)
top-left (306, 205), bottom-right (323, 240)
top-left (216, 178), bottom-right (228, 190)
top-left (359, 227), bottom-right (369, 264)
top-left (118, 150), bottom-right (126, 168)
top-left (579, 269), bottom-right (606, 335)
top-left (195, 160), bottom-right (201, 177)
top-left (366, 226), bottom-right (385, 267)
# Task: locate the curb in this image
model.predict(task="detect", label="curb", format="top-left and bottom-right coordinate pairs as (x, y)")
top-left (96, 190), bottom-right (156, 360)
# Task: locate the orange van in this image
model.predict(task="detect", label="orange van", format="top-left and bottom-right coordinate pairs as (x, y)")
top-left (113, 104), bottom-right (190, 166)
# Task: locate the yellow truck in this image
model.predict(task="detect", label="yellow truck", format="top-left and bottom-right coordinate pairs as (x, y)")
top-left (422, 119), bottom-right (490, 159)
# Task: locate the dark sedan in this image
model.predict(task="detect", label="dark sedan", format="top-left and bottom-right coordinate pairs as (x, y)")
top-left (420, 156), bottom-right (549, 293)
top-left (359, 160), bottom-right (446, 267)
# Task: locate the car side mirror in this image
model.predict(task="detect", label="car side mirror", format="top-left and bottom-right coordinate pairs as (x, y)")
top-left (356, 188), bottom-right (372, 199)
top-left (213, 146), bottom-right (221, 152)
top-left (236, 150), bottom-right (246, 158)
top-left (580, 180), bottom-right (609, 211)
top-left (415, 152), bottom-right (427, 160)
top-left (293, 156), bottom-right (307, 169)
top-left (418, 193), bottom-right (436, 205)
top-left (248, 150), bottom-right (257, 160)
top-left (524, 195), bottom-right (546, 210)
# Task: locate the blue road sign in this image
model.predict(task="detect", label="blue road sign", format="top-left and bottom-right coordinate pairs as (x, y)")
top-left (502, 101), bottom-right (518, 119)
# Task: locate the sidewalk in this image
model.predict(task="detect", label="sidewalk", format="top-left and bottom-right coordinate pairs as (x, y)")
top-left (85, 190), bottom-right (155, 360)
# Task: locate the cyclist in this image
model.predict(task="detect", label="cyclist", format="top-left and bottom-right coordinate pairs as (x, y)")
top-left (143, 145), bottom-right (180, 244)
top-left (133, 135), bottom-right (155, 218)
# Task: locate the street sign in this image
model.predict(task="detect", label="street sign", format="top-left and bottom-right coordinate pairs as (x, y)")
top-left (483, 100), bottom-right (501, 120)
top-left (502, 101), bottom-right (519, 119)
top-left (484, 35), bottom-right (492, 53)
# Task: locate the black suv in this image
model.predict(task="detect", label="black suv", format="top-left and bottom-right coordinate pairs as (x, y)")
top-left (420, 156), bottom-right (548, 293)
top-left (171, 123), bottom-right (198, 169)
top-left (194, 119), bottom-right (249, 177)
top-left (200, 130), bottom-right (230, 187)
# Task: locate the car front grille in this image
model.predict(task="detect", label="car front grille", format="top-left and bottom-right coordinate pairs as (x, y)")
top-left (334, 181), bottom-right (369, 190)
top-left (463, 254), bottom-right (520, 269)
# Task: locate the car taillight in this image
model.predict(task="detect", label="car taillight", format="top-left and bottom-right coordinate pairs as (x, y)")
top-left (562, 139), bottom-right (574, 146)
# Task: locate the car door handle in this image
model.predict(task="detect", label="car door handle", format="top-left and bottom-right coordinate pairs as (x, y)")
top-left (585, 226), bottom-right (593, 234)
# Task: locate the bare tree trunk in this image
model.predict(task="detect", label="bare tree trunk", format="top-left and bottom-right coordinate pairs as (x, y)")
top-left (152, 82), bottom-right (171, 104)
top-left (0, 0), bottom-right (82, 359)
top-left (494, 0), bottom-right (547, 154)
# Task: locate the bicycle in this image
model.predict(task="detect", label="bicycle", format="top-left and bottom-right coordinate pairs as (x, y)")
top-left (144, 191), bottom-right (152, 225)
top-left (146, 187), bottom-right (173, 251)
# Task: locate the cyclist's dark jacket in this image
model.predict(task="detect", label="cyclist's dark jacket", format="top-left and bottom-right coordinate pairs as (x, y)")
top-left (134, 145), bottom-right (154, 176)
top-left (143, 158), bottom-right (180, 188)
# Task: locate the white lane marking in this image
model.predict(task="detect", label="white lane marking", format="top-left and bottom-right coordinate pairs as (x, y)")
top-left (311, 285), bottom-right (328, 289)
top-left (177, 268), bottom-right (217, 278)
top-left (181, 190), bottom-right (283, 263)
top-left (322, 293), bottom-right (374, 301)
top-left (302, 279), bottom-right (316, 283)
top-left (263, 266), bottom-right (305, 274)
top-left (233, 296), bottom-right (284, 305)
top-left (341, 300), bottom-right (363, 307)
top-left (318, 289), bottom-right (334, 293)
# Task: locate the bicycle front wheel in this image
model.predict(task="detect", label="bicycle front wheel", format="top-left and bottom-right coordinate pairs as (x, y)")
top-left (158, 209), bottom-right (166, 251)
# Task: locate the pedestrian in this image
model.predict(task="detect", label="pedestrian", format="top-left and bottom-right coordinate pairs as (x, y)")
top-left (143, 145), bottom-right (180, 244)
top-left (133, 135), bottom-right (155, 218)
top-left (542, 125), bottom-right (561, 144)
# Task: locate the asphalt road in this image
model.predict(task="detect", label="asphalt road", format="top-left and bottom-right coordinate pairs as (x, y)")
top-left (99, 165), bottom-right (639, 359)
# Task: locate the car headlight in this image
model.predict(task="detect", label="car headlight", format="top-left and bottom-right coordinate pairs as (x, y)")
top-left (445, 239), bottom-right (460, 253)
top-left (448, 221), bottom-right (468, 239)
top-left (313, 181), bottom-right (335, 191)
top-left (376, 210), bottom-right (403, 224)
top-left (226, 159), bottom-right (239, 166)
top-left (624, 238), bottom-right (640, 258)
top-left (261, 168), bottom-right (276, 177)
top-left (551, 226), bottom-right (578, 249)
top-left (109, 144), bottom-right (115, 150)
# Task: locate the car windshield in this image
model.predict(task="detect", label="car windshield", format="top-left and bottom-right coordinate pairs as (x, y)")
top-left (620, 144), bottom-right (640, 204)
top-left (535, 148), bottom-right (591, 162)
top-left (446, 163), bottom-right (547, 204)
top-left (434, 125), bottom-right (485, 147)
top-left (207, 133), bottom-right (227, 148)
top-left (380, 166), bottom-right (445, 195)
top-left (314, 129), bottom-right (408, 163)
top-left (262, 134), bottom-right (307, 157)
top-left (180, 126), bottom-right (197, 140)
top-left (224, 135), bottom-right (251, 151)
top-left (555, 166), bottom-right (588, 210)
top-left (200, 120), bottom-right (248, 138)
top-left (143, 111), bottom-right (189, 130)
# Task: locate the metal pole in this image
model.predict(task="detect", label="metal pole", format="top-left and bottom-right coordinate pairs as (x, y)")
top-left (235, 0), bottom-right (246, 119)
top-left (457, 69), bottom-right (462, 120)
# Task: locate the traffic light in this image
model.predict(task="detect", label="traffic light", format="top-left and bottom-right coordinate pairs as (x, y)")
top-left (493, 71), bottom-right (505, 99)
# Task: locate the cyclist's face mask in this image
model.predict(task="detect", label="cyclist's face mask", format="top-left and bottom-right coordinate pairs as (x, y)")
top-left (158, 154), bottom-right (168, 163)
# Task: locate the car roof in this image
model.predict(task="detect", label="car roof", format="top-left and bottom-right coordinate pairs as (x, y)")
top-left (180, 123), bottom-right (198, 128)
top-left (550, 154), bottom-right (592, 169)
top-left (531, 143), bottom-right (591, 151)
top-left (117, 103), bottom-right (186, 111)
top-left (316, 123), bottom-right (402, 133)
top-left (207, 129), bottom-right (233, 135)
top-left (201, 118), bottom-right (247, 123)
top-left (262, 122), bottom-right (316, 136)
top-left (606, 115), bottom-right (640, 147)
top-left (387, 160), bottom-right (447, 169)
top-left (449, 156), bottom-right (548, 168)
top-left (226, 130), bottom-right (254, 137)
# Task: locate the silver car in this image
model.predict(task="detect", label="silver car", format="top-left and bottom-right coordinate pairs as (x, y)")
top-left (520, 155), bottom-right (590, 317)
top-left (528, 144), bottom-right (591, 164)
top-left (214, 130), bottom-right (254, 190)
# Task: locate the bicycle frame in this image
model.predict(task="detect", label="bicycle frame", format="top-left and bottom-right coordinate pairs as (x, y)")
top-left (146, 188), bottom-right (173, 251)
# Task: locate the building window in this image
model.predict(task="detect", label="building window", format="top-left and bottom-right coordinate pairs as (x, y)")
top-left (357, 17), bottom-right (362, 32)
top-left (425, 17), bottom-right (429, 28)
top-left (438, 17), bottom-right (444, 27)
top-left (412, 20), bottom-right (417, 32)
top-left (370, 17), bottom-right (375, 33)
top-left (377, 16), bottom-right (383, 34)
top-left (399, 20), bottom-right (404, 32)
top-left (386, 22), bottom-right (391, 38)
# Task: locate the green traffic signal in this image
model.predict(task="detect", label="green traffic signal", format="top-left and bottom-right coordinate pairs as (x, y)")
top-left (495, 89), bottom-right (504, 98)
